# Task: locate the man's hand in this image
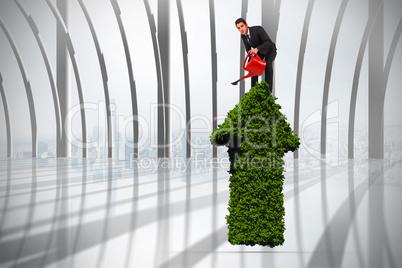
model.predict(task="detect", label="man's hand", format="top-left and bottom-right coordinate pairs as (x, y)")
top-left (250, 48), bottom-right (259, 55)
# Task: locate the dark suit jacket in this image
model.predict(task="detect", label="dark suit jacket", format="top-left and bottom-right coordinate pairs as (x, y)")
top-left (241, 26), bottom-right (277, 61)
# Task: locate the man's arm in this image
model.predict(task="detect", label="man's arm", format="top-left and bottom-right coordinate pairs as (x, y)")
top-left (255, 26), bottom-right (275, 57)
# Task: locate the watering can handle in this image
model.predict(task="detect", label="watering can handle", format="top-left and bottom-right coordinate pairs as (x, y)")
top-left (243, 51), bottom-right (261, 70)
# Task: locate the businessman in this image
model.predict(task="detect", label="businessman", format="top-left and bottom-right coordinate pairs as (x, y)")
top-left (236, 18), bottom-right (277, 91)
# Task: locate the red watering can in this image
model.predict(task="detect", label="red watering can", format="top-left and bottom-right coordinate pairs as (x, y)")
top-left (231, 51), bottom-right (266, 85)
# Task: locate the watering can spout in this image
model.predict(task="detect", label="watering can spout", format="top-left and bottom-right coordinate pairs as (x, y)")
top-left (232, 51), bottom-right (266, 86)
top-left (231, 81), bottom-right (239, 85)
top-left (231, 72), bottom-right (254, 85)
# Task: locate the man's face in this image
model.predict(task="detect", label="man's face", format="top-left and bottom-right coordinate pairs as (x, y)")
top-left (236, 22), bottom-right (248, 35)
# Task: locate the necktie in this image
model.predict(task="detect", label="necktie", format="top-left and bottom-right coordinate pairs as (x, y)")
top-left (247, 34), bottom-right (253, 46)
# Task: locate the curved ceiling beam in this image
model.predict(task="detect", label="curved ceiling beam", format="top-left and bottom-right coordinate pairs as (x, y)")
top-left (262, 0), bottom-right (281, 96)
top-left (320, 0), bottom-right (349, 157)
top-left (143, 0), bottom-right (165, 158)
top-left (273, 0), bottom-right (282, 42)
top-left (44, 0), bottom-right (87, 157)
top-left (348, 1), bottom-right (384, 159)
top-left (0, 18), bottom-right (37, 157)
top-left (380, 16), bottom-right (402, 118)
top-left (238, 0), bottom-right (248, 100)
top-left (209, 0), bottom-right (217, 158)
top-left (158, 0), bottom-right (170, 159)
top-left (13, 0), bottom-right (62, 157)
top-left (0, 73), bottom-right (12, 157)
top-left (293, 0), bottom-right (315, 159)
top-left (176, 0), bottom-right (191, 159)
top-left (77, 0), bottom-right (113, 158)
top-left (110, 0), bottom-right (139, 159)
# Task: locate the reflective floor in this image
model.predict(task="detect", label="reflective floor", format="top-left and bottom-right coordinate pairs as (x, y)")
top-left (0, 157), bottom-right (401, 268)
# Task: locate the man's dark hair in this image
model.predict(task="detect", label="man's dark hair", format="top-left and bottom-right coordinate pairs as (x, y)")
top-left (235, 18), bottom-right (247, 26)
